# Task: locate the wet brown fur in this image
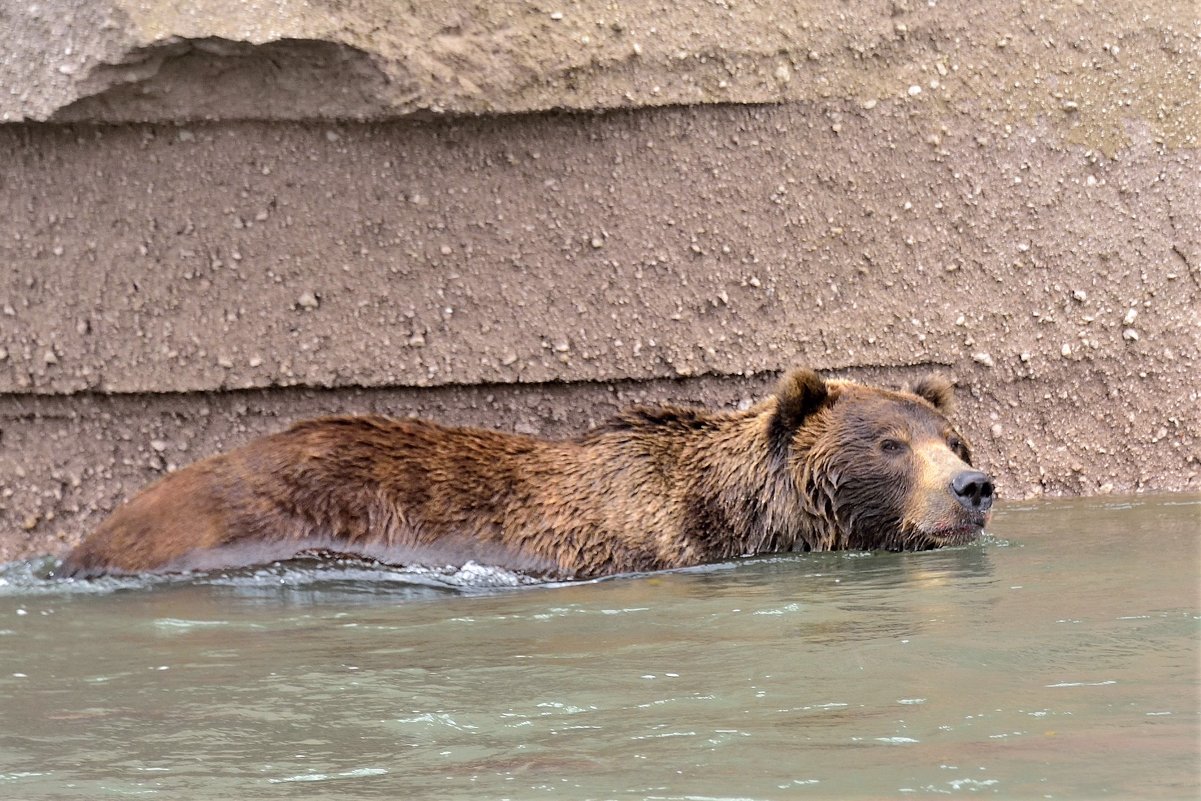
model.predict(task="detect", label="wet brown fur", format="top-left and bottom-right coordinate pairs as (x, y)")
top-left (58, 369), bottom-right (988, 579)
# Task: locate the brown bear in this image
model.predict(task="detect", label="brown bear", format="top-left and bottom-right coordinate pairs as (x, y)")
top-left (56, 368), bottom-right (993, 580)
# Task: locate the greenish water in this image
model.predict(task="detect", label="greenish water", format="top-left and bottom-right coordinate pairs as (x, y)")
top-left (0, 495), bottom-right (1197, 800)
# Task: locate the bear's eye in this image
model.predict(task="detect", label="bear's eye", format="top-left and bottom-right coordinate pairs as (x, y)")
top-left (880, 438), bottom-right (905, 454)
top-left (947, 434), bottom-right (972, 463)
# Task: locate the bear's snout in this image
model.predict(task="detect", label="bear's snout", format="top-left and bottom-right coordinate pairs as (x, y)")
top-left (951, 470), bottom-right (994, 515)
top-left (900, 440), bottom-right (993, 546)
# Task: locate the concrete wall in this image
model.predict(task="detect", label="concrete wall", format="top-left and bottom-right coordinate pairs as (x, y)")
top-left (1, 0), bottom-right (1198, 561)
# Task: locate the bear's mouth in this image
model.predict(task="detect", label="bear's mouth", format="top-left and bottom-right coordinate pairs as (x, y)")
top-left (917, 512), bottom-right (989, 547)
top-left (912, 511), bottom-right (989, 547)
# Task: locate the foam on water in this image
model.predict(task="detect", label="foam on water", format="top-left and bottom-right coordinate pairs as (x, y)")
top-left (0, 554), bottom-right (553, 599)
top-left (267, 767), bottom-right (388, 784)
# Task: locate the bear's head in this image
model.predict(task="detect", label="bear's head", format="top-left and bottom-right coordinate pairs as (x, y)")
top-left (771, 368), bottom-right (993, 551)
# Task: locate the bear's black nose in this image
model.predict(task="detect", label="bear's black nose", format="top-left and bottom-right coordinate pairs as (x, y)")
top-left (951, 470), bottom-right (994, 513)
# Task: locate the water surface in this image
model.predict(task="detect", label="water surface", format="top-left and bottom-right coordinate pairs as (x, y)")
top-left (1, 495), bottom-right (1197, 799)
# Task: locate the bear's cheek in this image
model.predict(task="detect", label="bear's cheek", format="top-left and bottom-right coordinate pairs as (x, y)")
top-left (826, 450), bottom-right (912, 521)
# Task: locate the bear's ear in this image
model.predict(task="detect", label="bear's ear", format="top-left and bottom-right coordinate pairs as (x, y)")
top-left (772, 368), bottom-right (830, 432)
top-left (909, 374), bottom-right (955, 412)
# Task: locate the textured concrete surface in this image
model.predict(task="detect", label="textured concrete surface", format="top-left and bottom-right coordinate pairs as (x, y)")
top-left (1, 0), bottom-right (1198, 562)
top-left (3, 109), bottom-right (1198, 396)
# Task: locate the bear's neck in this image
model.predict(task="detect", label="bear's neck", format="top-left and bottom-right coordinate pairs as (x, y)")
top-left (670, 410), bottom-right (826, 560)
top-left (586, 403), bottom-right (837, 561)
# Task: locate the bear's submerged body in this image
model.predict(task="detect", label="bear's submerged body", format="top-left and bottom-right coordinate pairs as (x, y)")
top-left (57, 370), bottom-right (994, 580)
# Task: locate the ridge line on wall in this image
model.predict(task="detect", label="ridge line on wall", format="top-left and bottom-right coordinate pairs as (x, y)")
top-left (0, 361), bottom-right (961, 407)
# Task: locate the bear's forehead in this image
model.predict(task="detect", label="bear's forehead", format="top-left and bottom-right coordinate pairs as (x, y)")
top-left (834, 387), bottom-right (950, 436)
